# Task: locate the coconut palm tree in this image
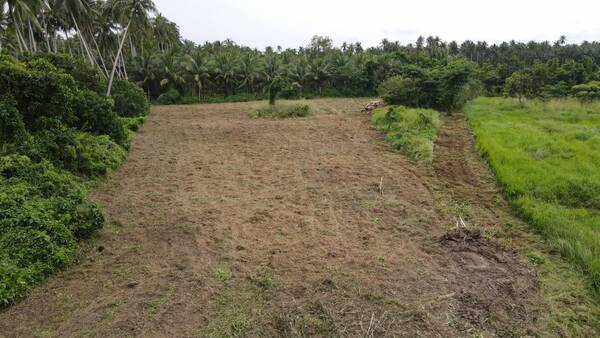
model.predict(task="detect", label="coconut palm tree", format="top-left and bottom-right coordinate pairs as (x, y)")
top-left (212, 51), bottom-right (238, 96)
top-left (6, 0), bottom-right (34, 53)
top-left (151, 47), bottom-right (185, 94)
top-left (106, 0), bottom-right (156, 96)
top-left (0, 1), bottom-right (8, 51)
top-left (52, 0), bottom-right (96, 64)
top-left (182, 50), bottom-right (211, 97)
top-left (238, 53), bottom-right (262, 93)
top-left (308, 58), bottom-right (332, 94)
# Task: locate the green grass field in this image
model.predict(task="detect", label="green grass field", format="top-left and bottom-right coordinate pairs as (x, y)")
top-left (465, 97), bottom-right (600, 290)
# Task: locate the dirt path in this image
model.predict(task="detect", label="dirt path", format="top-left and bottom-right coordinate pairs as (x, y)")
top-left (0, 99), bottom-right (543, 337)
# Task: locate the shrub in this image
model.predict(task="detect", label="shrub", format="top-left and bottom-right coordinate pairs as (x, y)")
top-left (0, 154), bottom-right (105, 306)
top-left (0, 54), bottom-right (139, 307)
top-left (25, 125), bottom-right (79, 171)
top-left (20, 127), bottom-right (126, 178)
top-left (253, 103), bottom-right (311, 118)
top-left (72, 89), bottom-right (127, 146)
top-left (111, 80), bottom-right (150, 117)
top-left (378, 60), bottom-right (476, 112)
top-left (0, 58), bottom-right (77, 130)
top-left (0, 95), bottom-right (27, 144)
top-left (156, 88), bottom-right (182, 105)
top-left (378, 76), bottom-right (421, 107)
top-left (120, 116), bottom-right (146, 132)
top-left (20, 52), bottom-right (106, 94)
top-left (71, 133), bottom-right (127, 177)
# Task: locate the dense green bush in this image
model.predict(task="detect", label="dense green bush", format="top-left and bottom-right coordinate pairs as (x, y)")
top-left (0, 53), bottom-right (147, 307)
top-left (0, 58), bottom-right (77, 130)
top-left (21, 52), bottom-right (106, 94)
top-left (378, 60), bottom-right (476, 112)
top-left (156, 88), bottom-right (182, 105)
top-left (111, 80), bottom-right (150, 117)
top-left (72, 133), bottom-right (127, 177)
top-left (0, 95), bottom-right (26, 144)
top-left (73, 89), bottom-right (127, 145)
top-left (378, 76), bottom-right (421, 107)
top-left (120, 116), bottom-right (146, 132)
top-left (0, 155), bottom-right (105, 306)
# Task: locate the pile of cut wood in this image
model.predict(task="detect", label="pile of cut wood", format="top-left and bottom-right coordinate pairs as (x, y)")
top-left (361, 100), bottom-right (384, 113)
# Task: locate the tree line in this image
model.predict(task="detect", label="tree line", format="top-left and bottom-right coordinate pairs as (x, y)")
top-left (2, 1), bottom-right (600, 103)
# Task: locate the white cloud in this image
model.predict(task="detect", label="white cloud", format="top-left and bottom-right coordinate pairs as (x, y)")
top-left (154, 0), bottom-right (600, 49)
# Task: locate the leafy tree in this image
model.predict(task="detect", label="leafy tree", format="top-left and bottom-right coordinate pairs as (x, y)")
top-left (572, 81), bottom-right (600, 102)
top-left (504, 71), bottom-right (536, 104)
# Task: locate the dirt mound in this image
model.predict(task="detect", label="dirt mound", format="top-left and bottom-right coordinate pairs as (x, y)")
top-left (441, 227), bottom-right (539, 335)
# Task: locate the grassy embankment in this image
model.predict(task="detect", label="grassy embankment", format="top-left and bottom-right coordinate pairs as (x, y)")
top-left (371, 105), bottom-right (442, 163)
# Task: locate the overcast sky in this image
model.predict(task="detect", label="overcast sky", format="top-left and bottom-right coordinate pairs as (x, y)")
top-left (153, 0), bottom-right (600, 50)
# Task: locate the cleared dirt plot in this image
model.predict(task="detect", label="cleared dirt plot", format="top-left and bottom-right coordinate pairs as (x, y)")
top-left (0, 99), bottom-right (597, 337)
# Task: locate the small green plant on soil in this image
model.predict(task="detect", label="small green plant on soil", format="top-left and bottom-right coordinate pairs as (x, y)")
top-left (252, 102), bottom-right (311, 118)
top-left (213, 268), bottom-right (232, 284)
top-left (465, 97), bottom-right (600, 292)
top-left (372, 105), bottom-right (442, 162)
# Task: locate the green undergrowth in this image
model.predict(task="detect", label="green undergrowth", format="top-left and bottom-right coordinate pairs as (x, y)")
top-left (251, 102), bottom-right (311, 118)
top-left (0, 53), bottom-right (148, 307)
top-left (156, 91), bottom-right (265, 105)
top-left (372, 105), bottom-right (442, 162)
top-left (465, 97), bottom-right (600, 292)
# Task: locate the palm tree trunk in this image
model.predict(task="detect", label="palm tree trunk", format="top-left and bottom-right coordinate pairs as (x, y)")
top-left (28, 19), bottom-right (37, 52)
top-left (14, 25), bottom-right (24, 53)
top-left (41, 12), bottom-right (51, 52)
top-left (90, 33), bottom-right (109, 78)
top-left (70, 13), bottom-right (94, 65)
top-left (107, 21), bottom-right (131, 96)
top-left (15, 12), bottom-right (29, 51)
top-left (129, 34), bottom-right (136, 58)
top-left (12, 12), bottom-right (27, 53)
top-left (121, 52), bottom-right (128, 80)
top-left (64, 29), bottom-right (72, 55)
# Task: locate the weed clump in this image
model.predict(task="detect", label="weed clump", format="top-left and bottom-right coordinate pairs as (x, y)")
top-left (252, 102), bottom-right (311, 118)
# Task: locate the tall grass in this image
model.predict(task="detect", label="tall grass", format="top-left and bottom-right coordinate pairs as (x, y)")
top-left (465, 97), bottom-right (600, 290)
top-left (372, 105), bottom-right (442, 162)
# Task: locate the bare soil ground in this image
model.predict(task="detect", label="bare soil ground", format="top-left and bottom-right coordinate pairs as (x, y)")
top-left (0, 99), bottom-right (550, 337)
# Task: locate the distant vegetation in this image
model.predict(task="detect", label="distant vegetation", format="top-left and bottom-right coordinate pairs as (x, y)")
top-left (2, 2), bottom-right (600, 106)
top-left (0, 52), bottom-right (148, 306)
top-left (372, 106), bottom-right (442, 162)
top-left (466, 97), bottom-right (600, 290)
